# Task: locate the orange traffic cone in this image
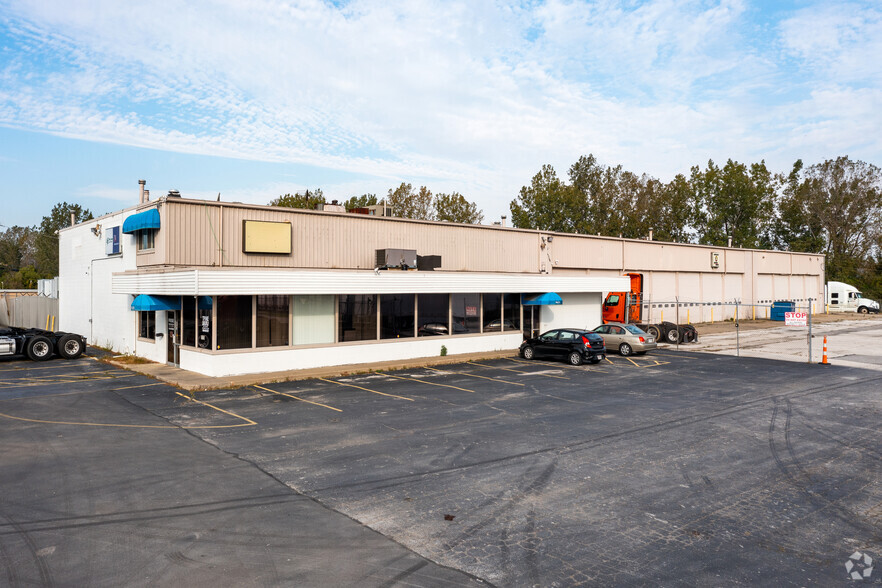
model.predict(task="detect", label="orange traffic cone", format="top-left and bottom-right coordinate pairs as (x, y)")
top-left (819, 336), bottom-right (830, 365)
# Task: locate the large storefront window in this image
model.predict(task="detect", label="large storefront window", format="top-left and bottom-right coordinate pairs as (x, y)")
top-left (257, 295), bottom-right (289, 347)
top-left (182, 296), bottom-right (197, 347)
top-left (504, 294), bottom-right (521, 331)
top-left (293, 295), bottom-right (335, 345)
top-left (339, 294), bottom-right (377, 342)
top-left (451, 293), bottom-right (480, 334)
top-left (482, 294), bottom-right (502, 331)
top-left (139, 311), bottom-right (155, 339)
top-left (417, 294), bottom-right (449, 336)
top-left (381, 294), bottom-right (415, 339)
top-left (217, 295), bottom-right (252, 350)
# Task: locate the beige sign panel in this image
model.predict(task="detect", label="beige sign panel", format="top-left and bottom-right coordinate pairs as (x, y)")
top-left (243, 220), bottom-right (292, 254)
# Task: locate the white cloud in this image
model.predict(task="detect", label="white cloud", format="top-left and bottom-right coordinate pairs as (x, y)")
top-left (0, 0), bottom-right (880, 223)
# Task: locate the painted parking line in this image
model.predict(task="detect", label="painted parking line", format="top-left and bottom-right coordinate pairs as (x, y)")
top-left (174, 392), bottom-right (258, 427)
top-left (318, 377), bottom-right (415, 401)
top-left (253, 384), bottom-right (342, 412)
top-left (110, 382), bottom-right (166, 391)
top-left (377, 371), bottom-right (475, 393)
top-left (506, 357), bottom-right (608, 374)
top-left (0, 389), bottom-right (257, 429)
top-left (423, 366), bottom-right (526, 386)
top-left (0, 362), bottom-right (98, 373)
top-left (0, 373), bottom-right (138, 389)
top-left (469, 360), bottom-right (569, 380)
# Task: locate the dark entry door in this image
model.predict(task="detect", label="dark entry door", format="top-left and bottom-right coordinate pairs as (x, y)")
top-left (167, 311), bottom-right (178, 364)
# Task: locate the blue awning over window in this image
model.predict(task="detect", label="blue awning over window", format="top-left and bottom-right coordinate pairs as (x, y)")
top-left (122, 209), bottom-right (160, 234)
top-left (131, 294), bottom-right (180, 311)
top-left (523, 292), bottom-right (563, 306)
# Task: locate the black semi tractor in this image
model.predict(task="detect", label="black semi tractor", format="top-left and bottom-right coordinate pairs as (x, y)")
top-left (0, 327), bottom-right (86, 361)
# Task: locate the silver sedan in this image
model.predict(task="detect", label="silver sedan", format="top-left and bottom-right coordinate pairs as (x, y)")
top-left (592, 323), bottom-right (657, 356)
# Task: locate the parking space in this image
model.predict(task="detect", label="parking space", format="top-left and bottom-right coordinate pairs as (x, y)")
top-left (2, 350), bottom-right (881, 585)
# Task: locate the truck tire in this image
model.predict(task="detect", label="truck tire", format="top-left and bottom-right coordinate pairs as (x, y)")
top-left (645, 325), bottom-right (661, 340)
top-left (26, 336), bottom-right (53, 361)
top-left (858, 306), bottom-right (869, 314)
top-left (682, 326), bottom-right (697, 343)
top-left (57, 334), bottom-right (85, 359)
top-left (665, 327), bottom-right (681, 344)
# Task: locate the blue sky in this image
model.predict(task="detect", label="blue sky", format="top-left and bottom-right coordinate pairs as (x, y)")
top-left (1, 0), bottom-right (880, 228)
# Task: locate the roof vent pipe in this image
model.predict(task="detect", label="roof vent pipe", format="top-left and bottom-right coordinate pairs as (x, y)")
top-left (138, 179), bottom-right (146, 204)
top-left (70, 212), bottom-right (75, 227)
top-left (144, 189), bottom-right (149, 202)
top-left (727, 235), bottom-right (733, 248)
top-left (501, 215), bottom-right (507, 227)
top-left (648, 228), bottom-right (653, 241)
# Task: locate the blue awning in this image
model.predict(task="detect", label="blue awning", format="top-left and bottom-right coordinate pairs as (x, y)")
top-left (122, 209), bottom-right (160, 234)
top-left (197, 296), bottom-right (212, 309)
top-left (523, 292), bottom-right (563, 306)
top-left (131, 294), bottom-right (180, 311)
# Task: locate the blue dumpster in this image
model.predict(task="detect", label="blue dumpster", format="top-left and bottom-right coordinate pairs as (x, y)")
top-left (770, 300), bottom-right (795, 321)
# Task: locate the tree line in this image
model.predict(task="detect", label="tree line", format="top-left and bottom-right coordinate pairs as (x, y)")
top-left (510, 155), bottom-right (882, 299)
top-left (269, 182), bottom-right (484, 224)
top-left (0, 203), bottom-right (93, 289)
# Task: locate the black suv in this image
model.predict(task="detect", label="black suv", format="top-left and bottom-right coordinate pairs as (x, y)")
top-left (519, 329), bottom-right (606, 366)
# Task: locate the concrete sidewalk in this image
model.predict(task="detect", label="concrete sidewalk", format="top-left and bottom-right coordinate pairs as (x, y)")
top-left (97, 349), bottom-right (518, 391)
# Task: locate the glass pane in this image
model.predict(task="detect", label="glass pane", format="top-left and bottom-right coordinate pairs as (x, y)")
top-left (504, 294), bottom-right (521, 331)
top-left (139, 311), bottom-right (155, 339)
top-left (482, 294), bottom-right (502, 331)
top-left (257, 295), bottom-right (290, 347)
top-left (217, 295), bottom-right (252, 349)
top-left (451, 293), bottom-right (480, 334)
top-left (182, 297), bottom-right (196, 347)
top-left (198, 308), bottom-right (212, 349)
top-left (381, 294), bottom-right (415, 339)
top-left (339, 294), bottom-right (377, 342)
top-left (293, 295), bottom-right (335, 345)
top-left (417, 294), bottom-right (449, 337)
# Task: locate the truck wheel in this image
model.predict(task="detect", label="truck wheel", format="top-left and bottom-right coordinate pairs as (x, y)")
top-left (57, 334), bottom-right (85, 359)
top-left (26, 336), bottom-right (53, 361)
top-left (682, 327), bottom-right (697, 343)
top-left (619, 343), bottom-right (633, 356)
top-left (568, 351), bottom-right (583, 366)
top-left (858, 306), bottom-right (869, 314)
top-left (646, 325), bottom-right (661, 340)
top-left (665, 328), bottom-right (681, 344)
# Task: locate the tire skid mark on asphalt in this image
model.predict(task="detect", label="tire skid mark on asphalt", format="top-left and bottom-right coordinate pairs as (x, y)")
top-left (252, 384), bottom-right (342, 412)
top-left (310, 372), bottom-right (882, 495)
top-left (766, 398), bottom-right (880, 536)
top-left (0, 512), bottom-right (53, 587)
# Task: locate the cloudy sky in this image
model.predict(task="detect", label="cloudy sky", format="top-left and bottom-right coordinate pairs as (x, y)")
top-left (1, 0), bottom-right (880, 227)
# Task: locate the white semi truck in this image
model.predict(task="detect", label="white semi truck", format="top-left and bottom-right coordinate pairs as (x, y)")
top-left (826, 281), bottom-right (880, 314)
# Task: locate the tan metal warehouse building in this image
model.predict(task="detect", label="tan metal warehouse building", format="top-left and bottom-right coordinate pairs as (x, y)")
top-left (59, 190), bottom-right (824, 377)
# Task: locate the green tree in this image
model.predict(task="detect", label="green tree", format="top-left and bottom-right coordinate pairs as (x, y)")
top-left (342, 193), bottom-right (378, 210)
top-left (35, 202), bottom-right (93, 276)
top-left (269, 189), bottom-right (325, 209)
top-left (510, 165), bottom-right (584, 232)
top-left (0, 225), bottom-right (36, 274)
top-left (790, 156), bottom-right (882, 283)
top-left (690, 159), bottom-right (777, 248)
top-left (387, 183), bottom-right (434, 220)
top-left (433, 192), bottom-right (483, 224)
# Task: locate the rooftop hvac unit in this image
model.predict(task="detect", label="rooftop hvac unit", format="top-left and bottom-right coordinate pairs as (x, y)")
top-left (376, 249), bottom-right (417, 270)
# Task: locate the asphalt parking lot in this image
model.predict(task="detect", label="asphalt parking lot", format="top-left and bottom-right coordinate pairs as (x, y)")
top-left (2, 349), bottom-right (881, 586)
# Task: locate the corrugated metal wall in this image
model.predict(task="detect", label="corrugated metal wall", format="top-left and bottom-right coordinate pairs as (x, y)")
top-left (159, 201), bottom-right (538, 273)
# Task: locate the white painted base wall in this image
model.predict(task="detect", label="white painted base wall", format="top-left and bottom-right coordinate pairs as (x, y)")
top-left (539, 292), bottom-right (602, 332)
top-left (178, 332), bottom-right (525, 377)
